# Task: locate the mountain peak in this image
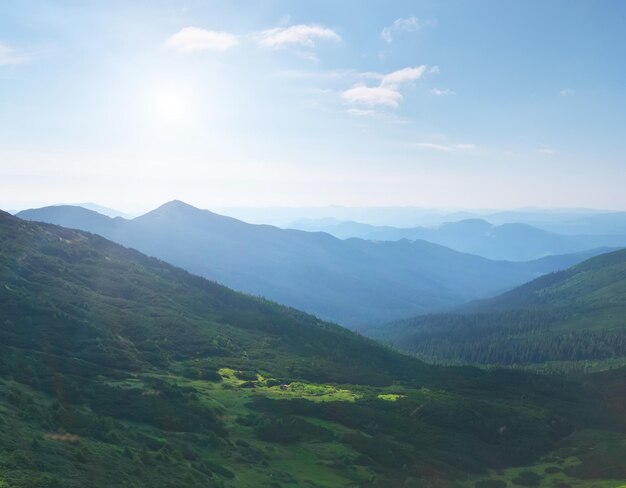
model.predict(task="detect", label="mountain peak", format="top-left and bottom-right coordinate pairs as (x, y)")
top-left (140, 200), bottom-right (204, 218)
top-left (135, 200), bottom-right (241, 226)
top-left (158, 200), bottom-right (199, 211)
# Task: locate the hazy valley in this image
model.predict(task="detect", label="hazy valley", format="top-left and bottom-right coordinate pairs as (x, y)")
top-left (17, 201), bottom-right (612, 327)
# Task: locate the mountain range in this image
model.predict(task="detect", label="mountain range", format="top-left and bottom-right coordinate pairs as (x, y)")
top-left (16, 201), bottom-right (609, 327)
top-left (218, 206), bottom-right (624, 231)
top-left (1, 209), bottom-right (624, 487)
top-left (288, 218), bottom-right (626, 261)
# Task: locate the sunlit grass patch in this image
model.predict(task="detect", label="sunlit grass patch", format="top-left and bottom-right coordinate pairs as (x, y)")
top-left (261, 381), bottom-right (360, 402)
top-left (218, 367), bottom-right (242, 381)
top-left (377, 393), bottom-right (406, 401)
top-left (215, 368), bottom-right (360, 402)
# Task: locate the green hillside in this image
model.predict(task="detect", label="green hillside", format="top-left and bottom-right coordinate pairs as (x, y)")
top-left (0, 210), bottom-right (624, 487)
top-left (372, 249), bottom-right (626, 369)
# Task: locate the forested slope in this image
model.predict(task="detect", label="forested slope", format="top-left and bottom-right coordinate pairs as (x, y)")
top-left (372, 249), bottom-right (626, 368)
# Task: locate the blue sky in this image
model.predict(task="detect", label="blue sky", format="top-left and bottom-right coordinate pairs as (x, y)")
top-left (1, 0), bottom-right (625, 213)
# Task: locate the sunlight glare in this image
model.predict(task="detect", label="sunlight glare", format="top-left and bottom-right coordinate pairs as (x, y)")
top-left (146, 85), bottom-right (192, 123)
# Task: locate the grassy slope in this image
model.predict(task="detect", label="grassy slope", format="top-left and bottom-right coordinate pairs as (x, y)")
top-left (371, 249), bottom-right (626, 369)
top-left (0, 210), bottom-right (624, 487)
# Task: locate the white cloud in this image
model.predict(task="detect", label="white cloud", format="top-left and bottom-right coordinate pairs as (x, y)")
top-left (381, 66), bottom-right (427, 87)
top-left (456, 144), bottom-right (475, 150)
top-left (358, 71), bottom-right (387, 81)
top-left (164, 27), bottom-right (238, 53)
top-left (381, 16), bottom-right (420, 43)
top-left (342, 85), bottom-right (403, 108)
top-left (428, 65), bottom-right (440, 74)
top-left (430, 88), bottom-right (456, 96)
top-left (0, 42), bottom-right (29, 65)
top-left (538, 148), bottom-right (555, 154)
top-left (257, 24), bottom-right (341, 49)
top-left (342, 65), bottom-right (428, 108)
top-left (560, 88), bottom-right (575, 97)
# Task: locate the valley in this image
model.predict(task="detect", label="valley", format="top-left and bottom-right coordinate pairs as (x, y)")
top-left (371, 248), bottom-right (626, 371)
top-left (2, 3), bottom-right (626, 486)
top-left (1, 210), bottom-right (625, 487)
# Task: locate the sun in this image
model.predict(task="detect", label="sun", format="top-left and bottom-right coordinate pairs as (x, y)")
top-left (146, 85), bottom-right (191, 123)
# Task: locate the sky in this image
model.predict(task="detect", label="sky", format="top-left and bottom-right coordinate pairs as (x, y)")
top-left (1, 0), bottom-right (626, 214)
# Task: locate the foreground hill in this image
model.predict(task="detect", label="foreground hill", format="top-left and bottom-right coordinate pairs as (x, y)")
top-left (17, 201), bottom-right (607, 327)
top-left (371, 249), bottom-right (626, 369)
top-left (289, 218), bottom-right (626, 261)
top-left (1, 210), bottom-right (624, 487)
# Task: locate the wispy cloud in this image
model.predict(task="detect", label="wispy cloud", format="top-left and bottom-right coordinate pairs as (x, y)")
top-left (341, 65), bottom-right (428, 108)
top-left (257, 24), bottom-right (341, 49)
top-left (342, 86), bottom-right (403, 108)
top-left (430, 88), bottom-right (456, 96)
top-left (538, 148), bottom-right (555, 154)
top-left (0, 42), bottom-right (29, 65)
top-left (164, 27), bottom-right (238, 53)
top-left (416, 142), bottom-right (452, 152)
top-left (416, 142), bottom-right (476, 152)
top-left (560, 88), bottom-right (575, 97)
top-left (381, 16), bottom-right (420, 43)
top-left (381, 66), bottom-right (427, 87)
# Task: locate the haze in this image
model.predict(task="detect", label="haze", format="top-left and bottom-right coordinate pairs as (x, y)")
top-left (1, 0), bottom-right (626, 214)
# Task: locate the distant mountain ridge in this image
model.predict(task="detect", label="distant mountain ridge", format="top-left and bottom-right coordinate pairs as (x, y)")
top-left (288, 217), bottom-right (626, 261)
top-left (219, 205), bottom-right (620, 229)
top-left (16, 201), bottom-right (609, 327)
